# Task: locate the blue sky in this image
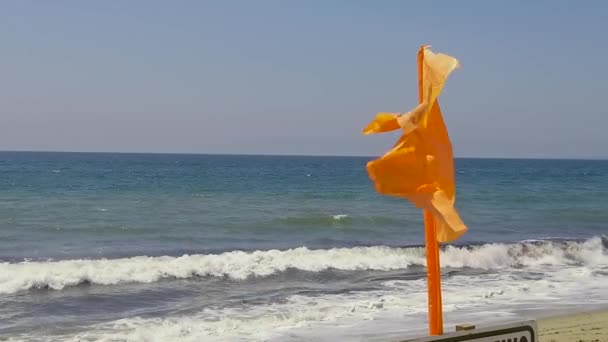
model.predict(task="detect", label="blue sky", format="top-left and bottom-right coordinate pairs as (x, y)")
top-left (1, 1), bottom-right (607, 158)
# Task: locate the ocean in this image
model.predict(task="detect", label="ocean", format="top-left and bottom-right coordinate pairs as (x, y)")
top-left (0, 152), bottom-right (606, 341)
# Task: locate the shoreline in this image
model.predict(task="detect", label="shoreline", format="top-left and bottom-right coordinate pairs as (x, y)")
top-left (398, 308), bottom-right (608, 342)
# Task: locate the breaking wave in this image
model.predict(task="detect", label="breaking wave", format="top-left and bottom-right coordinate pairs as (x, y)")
top-left (0, 237), bottom-right (605, 294)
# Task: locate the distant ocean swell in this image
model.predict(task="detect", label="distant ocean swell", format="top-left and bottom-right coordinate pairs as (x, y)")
top-left (1, 236), bottom-right (605, 295)
top-left (277, 214), bottom-right (405, 227)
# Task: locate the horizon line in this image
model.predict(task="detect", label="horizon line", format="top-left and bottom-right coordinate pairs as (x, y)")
top-left (0, 149), bottom-right (606, 161)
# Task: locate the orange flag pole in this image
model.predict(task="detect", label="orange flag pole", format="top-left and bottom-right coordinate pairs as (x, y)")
top-left (418, 46), bottom-right (443, 336)
top-left (424, 211), bottom-right (443, 335)
top-left (362, 44), bottom-right (466, 336)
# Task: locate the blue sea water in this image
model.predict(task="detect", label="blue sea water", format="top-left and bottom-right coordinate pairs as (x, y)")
top-left (0, 152), bottom-right (606, 341)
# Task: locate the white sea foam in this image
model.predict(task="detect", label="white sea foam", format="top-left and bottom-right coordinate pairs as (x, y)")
top-left (19, 254), bottom-right (608, 342)
top-left (332, 214), bottom-right (349, 220)
top-left (0, 237), bottom-right (605, 295)
top-left (67, 294), bottom-right (402, 342)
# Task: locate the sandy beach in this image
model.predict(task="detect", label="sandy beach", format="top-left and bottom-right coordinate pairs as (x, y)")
top-left (538, 310), bottom-right (608, 342)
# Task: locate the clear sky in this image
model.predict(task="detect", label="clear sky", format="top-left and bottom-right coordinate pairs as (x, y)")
top-left (1, 1), bottom-right (607, 158)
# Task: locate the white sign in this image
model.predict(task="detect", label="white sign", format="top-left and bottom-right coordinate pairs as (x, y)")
top-left (404, 321), bottom-right (537, 342)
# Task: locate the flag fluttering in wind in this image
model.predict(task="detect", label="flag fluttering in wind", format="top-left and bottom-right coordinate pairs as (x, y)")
top-left (362, 45), bottom-right (467, 335)
top-left (363, 45), bottom-right (467, 243)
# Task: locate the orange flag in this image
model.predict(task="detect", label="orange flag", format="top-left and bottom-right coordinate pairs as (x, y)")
top-left (363, 46), bottom-right (466, 243)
